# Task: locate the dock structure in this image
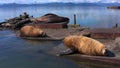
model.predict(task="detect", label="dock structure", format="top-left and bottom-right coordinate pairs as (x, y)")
top-left (90, 28), bottom-right (120, 39)
top-left (30, 23), bottom-right (68, 29)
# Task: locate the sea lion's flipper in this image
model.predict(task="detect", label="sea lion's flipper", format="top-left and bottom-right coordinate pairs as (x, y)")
top-left (105, 49), bottom-right (115, 57)
top-left (56, 48), bottom-right (76, 56)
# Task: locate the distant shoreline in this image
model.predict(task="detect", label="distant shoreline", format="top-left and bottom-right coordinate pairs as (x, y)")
top-left (0, 3), bottom-right (120, 7)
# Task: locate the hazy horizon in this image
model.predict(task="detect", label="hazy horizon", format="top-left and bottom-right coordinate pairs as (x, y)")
top-left (0, 0), bottom-right (120, 4)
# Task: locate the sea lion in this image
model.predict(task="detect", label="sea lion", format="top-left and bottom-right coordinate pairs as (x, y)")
top-left (19, 25), bottom-right (46, 37)
top-left (57, 35), bottom-right (115, 57)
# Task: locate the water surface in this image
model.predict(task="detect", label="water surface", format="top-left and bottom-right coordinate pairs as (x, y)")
top-left (0, 30), bottom-right (81, 68)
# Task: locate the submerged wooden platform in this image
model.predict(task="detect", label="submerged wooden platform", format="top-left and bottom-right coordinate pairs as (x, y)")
top-left (67, 54), bottom-right (120, 66)
top-left (19, 36), bottom-right (63, 41)
top-left (90, 28), bottom-right (120, 39)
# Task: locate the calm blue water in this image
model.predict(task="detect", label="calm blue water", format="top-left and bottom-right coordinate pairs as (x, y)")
top-left (0, 30), bottom-right (81, 68)
top-left (0, 5), bottom-right (120, 28)
top-left (0, 4), bottom-right (120, 68)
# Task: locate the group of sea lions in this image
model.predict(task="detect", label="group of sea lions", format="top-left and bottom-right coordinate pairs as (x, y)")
top-left (0, 12), bottom-right (32, 30)
top-left (19, 25), bottom-right (115, 57)
top-left (0, 13), bottom-right (115, 57)
top-left (18, 13), bottom-right (70, 38)
top-left (19, 24), bottom-right (113, 56)
top-left (0, 13), bottom-right (69, 30)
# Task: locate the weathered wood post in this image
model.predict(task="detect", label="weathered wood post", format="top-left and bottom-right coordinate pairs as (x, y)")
top-left (74, 14), bottom-right (76, 25)
top-left (113, 23), bottom-right (118, 28)
top-left (115, 23), bottom-right (118, 28)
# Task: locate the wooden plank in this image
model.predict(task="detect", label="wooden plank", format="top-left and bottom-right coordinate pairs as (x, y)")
top-left (67, 54), bottom-right (120, 66)
top-left (19, 36), bottom-right (63, 41)
top-left (90, 28), bottom-right (120, 39)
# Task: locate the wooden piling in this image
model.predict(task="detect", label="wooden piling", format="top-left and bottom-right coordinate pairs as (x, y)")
top-left (74, 14), bottom-right (76, 25)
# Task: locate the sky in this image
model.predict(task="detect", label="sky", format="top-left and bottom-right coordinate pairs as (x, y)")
top-left (0, 0), bottom-right (120, 4)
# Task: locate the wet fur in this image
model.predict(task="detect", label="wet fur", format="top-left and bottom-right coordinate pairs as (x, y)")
top-left (20, 25), bottom-right (45, 37)
top-left (63, 35), bottom-right (106, 56)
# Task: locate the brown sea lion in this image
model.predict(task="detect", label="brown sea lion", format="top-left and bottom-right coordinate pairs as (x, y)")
top-left (57, 35), bottom-right (115, 57)
top-left (34, 13), bottom-right (69, 24)
top-left (19, 25), bottom-right (46, 37)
